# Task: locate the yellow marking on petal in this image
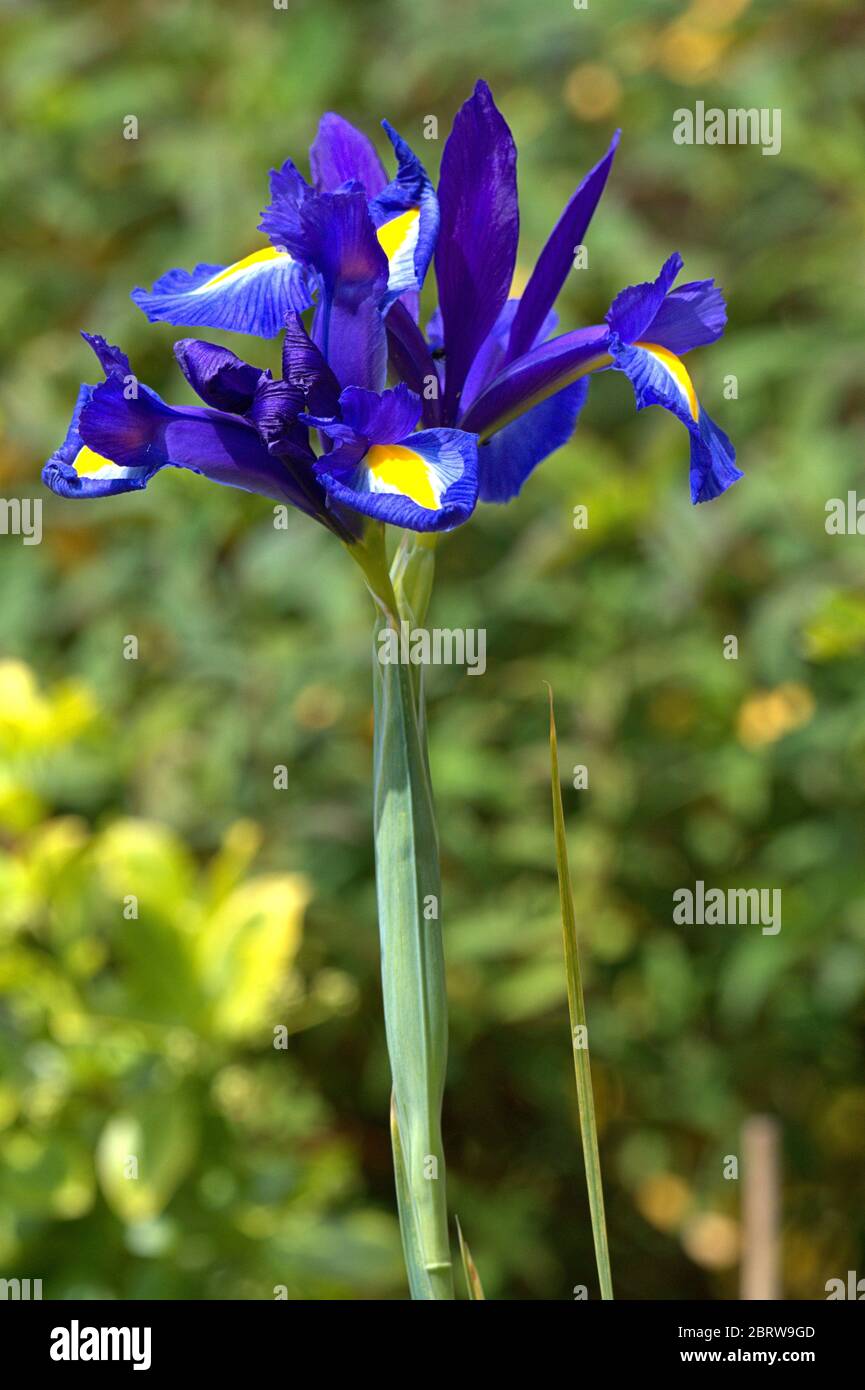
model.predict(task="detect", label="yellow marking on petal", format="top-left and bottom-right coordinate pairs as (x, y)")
top-left (200, 246), bottom-right (286, 290)
top-left (635, 341), bottom-right (700, 421)
top-left (366, 443), bottom-right (438, 510)
top-left (376, 207), bottom-right (420, 262)
top-left (73, 445), bottom-right (115, 477)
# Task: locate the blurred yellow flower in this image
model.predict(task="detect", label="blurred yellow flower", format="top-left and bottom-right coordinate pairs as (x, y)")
top-left (737, 683), bottom-right (816, 748)
top-left (564, 63), bottom-right (622, 121)
top-left (657, 23), bottom-right (730, 82)
top-left (682, 1211), bottom-right (740, 1269)
top-left (689, 0), bottom-right (751, 28)
top-left (198, 872), bottom-right (311, 1040)
top-left (0, 659), bottom-right (97, 749)
top-left (635, 1172), bottom-right (692, 1231)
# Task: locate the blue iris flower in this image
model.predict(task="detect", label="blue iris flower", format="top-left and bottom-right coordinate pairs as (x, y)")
top-left (43, 83), bottom-right (739, 532)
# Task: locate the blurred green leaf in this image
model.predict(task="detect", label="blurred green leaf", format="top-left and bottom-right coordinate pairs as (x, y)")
top-left (96, 1088), bottom-right (197, 1224)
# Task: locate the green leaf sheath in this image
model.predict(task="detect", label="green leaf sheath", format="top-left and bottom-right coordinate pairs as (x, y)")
top-left (372, 602), bottom-right (453, 1300)
top-left (349, 526), bottom-right (452, 1299)
top-left (547, 684), bottom-right (614, 1301)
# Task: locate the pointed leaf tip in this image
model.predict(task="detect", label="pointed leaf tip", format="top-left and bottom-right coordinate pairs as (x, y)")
top-left (456, 1215), bottom-right (486, 1300)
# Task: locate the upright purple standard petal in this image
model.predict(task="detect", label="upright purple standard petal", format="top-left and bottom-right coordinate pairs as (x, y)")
top-left (505, 129), bottom-right (620, 366)
top-left (261, 190), bottom-right (389, 391)
top-left (435, 80), bottom-right (519, 423)
top-left (310, 112), bottom-right (388, 195)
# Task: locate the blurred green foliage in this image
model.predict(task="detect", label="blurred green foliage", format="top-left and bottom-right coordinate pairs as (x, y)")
top-left (1, 0), bottom-right (865, 1299)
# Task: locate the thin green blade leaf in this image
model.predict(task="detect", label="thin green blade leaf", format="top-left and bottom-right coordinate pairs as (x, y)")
top-left (455, 1216), bottom-right (486, 1300)
top-left (546, 683), bottom-right (614, 1300)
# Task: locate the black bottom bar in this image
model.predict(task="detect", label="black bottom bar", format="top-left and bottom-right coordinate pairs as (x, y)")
top-left (1, 1298), bottom-right (859, 1376)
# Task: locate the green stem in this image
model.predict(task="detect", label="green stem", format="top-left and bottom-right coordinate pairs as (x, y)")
top-left (351, 526), bottom-right (453, 1300)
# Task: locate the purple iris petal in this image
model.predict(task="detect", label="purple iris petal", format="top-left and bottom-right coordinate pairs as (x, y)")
top-left (306, 434), bottom-right (369, 476)
top-left (298, 412), bottom-right (358, 446)
top-left (605, 252), bottom-right (683, 343)
top-left (425, 306), bottom-right (444, 351)
top-left (174, 339), bottom-right (267, 414)
top-left (640, 279), bottom-right (728, 355)
top-left (369, 122), bottom-right (439, 305)
top-left (461, 324), bottom-right (611, 440)
top-left (399, 289), bottom-right (420, 323)
top-left (310, 113), bottom-right (388, 195)
top-left (81, 332), bottom-right (132, 379)
top-left (369, 122), bottom-right (429, 226)
top-left (260, 189), bottom-right (387, 299)
top-left (315, 427), bottom-right (479, 534)
top-left (315, 294), bottom-right (387, 395)
top-left (282, 312), bottom-right (342, 417)
top-left (610, 336), bottom-right (742, 504)
top-left (131, 251), bottom-right (313, 339)
top-left (460, 300), bottom-right (520, 413)
top-left (505, 129), bottom-right (620, 366)
top-left (70, 375), bottom-right (332, 521)
top-left (689, 413), bottom-right (741, 504)
top-left (247, 378), bottom-right (312, 463)
top-left (261, 190), bottom-right (389, 391)
top-left (131, 160), bottom-right (312, 338)
top-left (339, 383), bottom-right (422, 443)
top-left (42, 384), bottom-right (163, 499)
top-left (385, 301), bottom-right (442, 427)
top-left (461, 299), bottom-right (558, 416)
top-left (435, 79), bottom-right (519, 424)
top-left (268, 156), bottom-right (312, 206)
top-left (478, 380), bottom-right (588, 503)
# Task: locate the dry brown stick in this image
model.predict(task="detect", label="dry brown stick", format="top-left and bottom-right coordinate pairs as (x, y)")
top-left (740, 1114), bottom-right (781, 1300)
